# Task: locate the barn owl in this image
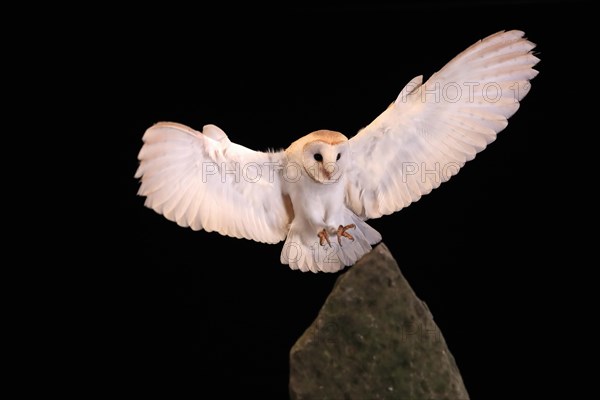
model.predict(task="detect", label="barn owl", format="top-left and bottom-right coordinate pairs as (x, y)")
top-left (135, 30), bottom-right (539, 273)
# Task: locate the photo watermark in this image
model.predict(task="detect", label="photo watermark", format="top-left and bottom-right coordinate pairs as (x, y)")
top-left (398, 80), bottom-right (530, 104)
top-left (200, 161), bottom-right (461, 185)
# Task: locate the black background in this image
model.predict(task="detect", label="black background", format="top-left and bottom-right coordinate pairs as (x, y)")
top-left (110, 2), bottom-right (588, 398)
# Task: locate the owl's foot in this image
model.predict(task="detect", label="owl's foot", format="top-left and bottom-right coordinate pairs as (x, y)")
top-left (336, 224), bottom-right (356, 246)
top-left (318, 229), bottom-right (332, 248)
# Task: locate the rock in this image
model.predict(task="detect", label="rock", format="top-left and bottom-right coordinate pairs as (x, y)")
top-left (289, 243), bottom-right (469, 400)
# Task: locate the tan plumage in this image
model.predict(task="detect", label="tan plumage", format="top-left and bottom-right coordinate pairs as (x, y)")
top-left (135, 30), bottom-right (539, 272)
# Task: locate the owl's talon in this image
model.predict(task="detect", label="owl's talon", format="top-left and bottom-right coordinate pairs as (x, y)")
top-left (318, 229), bottom-right (331, 248)
top-left (337, 224), bottom-right (356, 246)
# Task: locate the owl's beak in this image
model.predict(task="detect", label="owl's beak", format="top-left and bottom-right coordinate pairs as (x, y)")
top-left (322, 162), bottom-right (339, 181)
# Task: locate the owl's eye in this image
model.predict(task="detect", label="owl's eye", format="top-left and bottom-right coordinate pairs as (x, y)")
top-left (314, 153), bottom-right (323, 162)
top-left (336, 153), bottom-right (341, 160)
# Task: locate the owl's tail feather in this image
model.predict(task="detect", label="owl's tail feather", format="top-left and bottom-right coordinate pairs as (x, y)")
top-left (280, 210), bottom-right (382, 273)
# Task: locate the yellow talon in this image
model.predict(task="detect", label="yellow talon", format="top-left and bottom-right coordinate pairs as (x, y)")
top-left (318, 229), bottom-right (331, 248)
top-left (336, 224), bottom-right (356, 246)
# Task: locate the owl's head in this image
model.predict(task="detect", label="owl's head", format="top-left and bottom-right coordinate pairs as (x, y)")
top-left (301, 130), bottom-right (349, 184)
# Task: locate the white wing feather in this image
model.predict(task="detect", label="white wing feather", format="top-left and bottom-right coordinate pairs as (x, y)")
top-left (135, 122), bottom-right (291, 243)
top-left (347, 30), bottom-right (539, 219)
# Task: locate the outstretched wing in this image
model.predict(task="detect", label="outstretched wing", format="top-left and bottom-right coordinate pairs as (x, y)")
top-left (346, 30), bottom-right (539, 219)
top-left (135, 122), bottom-right (292, 243)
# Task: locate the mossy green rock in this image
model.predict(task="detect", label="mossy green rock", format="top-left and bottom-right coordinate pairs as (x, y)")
top-left (289, 243), bottom-right (469, 400)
